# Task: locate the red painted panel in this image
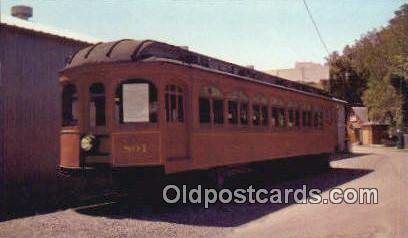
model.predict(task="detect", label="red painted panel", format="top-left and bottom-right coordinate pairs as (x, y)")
top-left (112, 132), bottom-right (161, 166)
top-left (60, 61), bottom-right (339, 175)
top-left (60, 130), bottom-right (80, 168)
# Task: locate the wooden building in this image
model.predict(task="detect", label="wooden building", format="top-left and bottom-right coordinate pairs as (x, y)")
top-left (347, 107), bottom-right (389, 145)
top-left (0, 7), bottom-right (97, 215)
top-left (360, 123), bottom-right (389, 145)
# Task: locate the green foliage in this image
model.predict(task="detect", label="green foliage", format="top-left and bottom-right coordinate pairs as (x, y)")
top-left (362, 78), bottom-right (401, 123)
top-left (328, 4), bottom-right (408, 128)
top-left (327, 51), bottom-right (366, 104)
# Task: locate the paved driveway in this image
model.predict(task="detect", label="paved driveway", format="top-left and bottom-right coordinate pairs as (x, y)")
top-left (227, 146), bottom-right (408, 238)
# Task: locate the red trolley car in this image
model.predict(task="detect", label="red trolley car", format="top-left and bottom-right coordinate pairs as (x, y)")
top-left (60, 39), bottom-right (340, 174)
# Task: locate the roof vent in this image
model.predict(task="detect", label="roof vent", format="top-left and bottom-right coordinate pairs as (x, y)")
top-left (11, 5), bottom-right (33, 20)
top-left (179, 46), bottom-right (189, 50)
top-left (246, 65), bottom-right (255, 70)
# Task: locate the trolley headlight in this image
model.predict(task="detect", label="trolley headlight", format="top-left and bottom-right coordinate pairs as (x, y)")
top-left (80, 134), bottom-right (96, 152)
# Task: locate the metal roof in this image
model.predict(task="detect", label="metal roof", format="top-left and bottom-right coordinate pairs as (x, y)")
top-left (0, 14), bottom-right (100, 44)
top-left (351, 107), bottom-right (388, 126)
top-left (67, 39), bottom-right (153, 67)
top-left (352, 107), bottom-right (369, 124)
top-left (65, 39), bottom-right (336, 99)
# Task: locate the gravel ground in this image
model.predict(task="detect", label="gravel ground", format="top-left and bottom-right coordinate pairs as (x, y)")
top-left (0, 208), bottom-right (228, 238)
top-left (1, 145), bottom-right (406, 238)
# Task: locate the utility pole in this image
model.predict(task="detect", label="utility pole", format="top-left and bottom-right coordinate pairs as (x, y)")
top-left (397, 77), bottom-right (405, 149)
top-left (344, 71), bottom-right (349, 102)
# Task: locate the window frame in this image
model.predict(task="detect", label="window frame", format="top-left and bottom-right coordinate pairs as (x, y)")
top-left (287, 102), bottom-right (300, 129)
top-left (288, 108), bottom-right (295, 128)
top-left (252, 94), bottom-right (268, 127)
top-left (270, 98), bottom-right (286, 129)
top-left (62, 83), bottom-right (79, 127)
top-left (89, 82), bottom-right (106, 127)
top-left (115, 78), bottom-right (159, 127)
top-left (227, 100), bottom-right (239, 125)
top-left (165, 84), bottom-right (184, 123)
top-left (227, 90), bottom-right (249, 127)
top-left (199, 85), bottom-right (224, 126)
top-left (301, 104), bottom-right (312, 129)
top-left (318, 109), bottom-right (324, 129)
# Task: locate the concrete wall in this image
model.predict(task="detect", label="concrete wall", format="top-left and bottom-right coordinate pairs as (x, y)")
top-left (268, 68), bottom-right (303, 82)
top-left (267, 62), bottom-right (329, 83)
top-left (0, 25), bottom-right (89, 214)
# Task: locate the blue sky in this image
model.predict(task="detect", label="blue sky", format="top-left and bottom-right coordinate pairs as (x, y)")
top-left (1, 0), bottom-right (406, 70)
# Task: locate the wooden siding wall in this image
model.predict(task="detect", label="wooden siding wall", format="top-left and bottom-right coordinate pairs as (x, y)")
top-left (0, 26), bottom-right (89, 211)
top-left (0, 42), bottom-right (3, 212)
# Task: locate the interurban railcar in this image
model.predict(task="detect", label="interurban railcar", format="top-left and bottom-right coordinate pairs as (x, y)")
top-left (60, 39), bottom-right (340, 174)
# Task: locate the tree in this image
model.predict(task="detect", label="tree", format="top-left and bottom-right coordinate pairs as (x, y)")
top-left (327, 50), bottom-right (366, 105)
top-left (327, 4), bottom-right (408, 129)
top-left (362, 78), bottom-right (401, 124)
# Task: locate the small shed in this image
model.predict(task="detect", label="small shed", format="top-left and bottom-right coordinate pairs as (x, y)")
top-left (347, 107), bottom-right (388, 145)
top-left (360, 123), bottom-right (388, 145)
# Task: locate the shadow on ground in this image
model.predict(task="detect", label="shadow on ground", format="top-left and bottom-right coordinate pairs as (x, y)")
top-left (330, 152), bottom-right (371, 162)
top-left (76, 167), bottom-right (373, 227)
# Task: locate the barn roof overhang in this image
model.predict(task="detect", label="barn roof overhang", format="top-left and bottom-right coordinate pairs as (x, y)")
top-left (0, 14), bottom-right (99, 44)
